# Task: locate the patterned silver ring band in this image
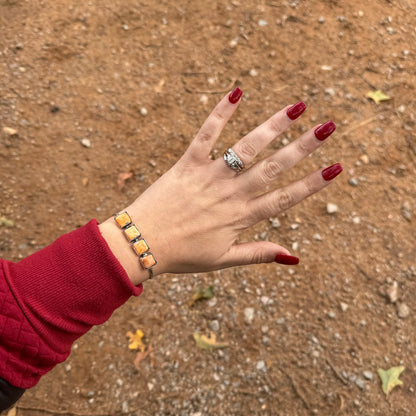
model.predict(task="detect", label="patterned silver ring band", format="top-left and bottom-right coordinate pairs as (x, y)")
top-left (223, 148), bottom-right (244, 172)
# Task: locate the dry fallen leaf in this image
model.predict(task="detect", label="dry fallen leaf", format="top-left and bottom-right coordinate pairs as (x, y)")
top-left (118, 171), bottom-right (133, 190)
top-left (189, 286), bottom-right (214, 307)
top-left (366, 89), bottom-right (391, 104)
top-left (126, 329), bottom-right (145, 352)
top-left (193, 332), bottom-right (228, 351)
top-left (378, 366), bottom-right (405, 396)
top-left (0, 216), bottom-right (14, 228)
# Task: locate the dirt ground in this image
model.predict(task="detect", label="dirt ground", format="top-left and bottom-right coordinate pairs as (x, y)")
top-left (1, 0), bottom-right (415, 415)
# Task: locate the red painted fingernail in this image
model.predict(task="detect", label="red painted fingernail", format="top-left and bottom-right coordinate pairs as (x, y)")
top-left (275, 254), bottom-right (300, 265)
top-left (322, 163), bottom-right (343, 181)
top-left (229, 87), bottom-right (243, 104)
top-left (315, 121), bottom-right (336, 141)
top-left (286, 101), bottom-right (306, 120)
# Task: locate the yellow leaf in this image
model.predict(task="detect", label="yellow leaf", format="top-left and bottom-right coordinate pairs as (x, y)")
top-left (189, 286), bottom-right (214, 307)
top-left (126, 329), bottom-right (145, 352)
top-left (366, 89), bottom-right (391, 104)
top-left (0, 216), bottom-right (14, 228)
top-left (378, 366), bottom-right (405, 396)
top-left (193, 332), bottom-right (228, 351)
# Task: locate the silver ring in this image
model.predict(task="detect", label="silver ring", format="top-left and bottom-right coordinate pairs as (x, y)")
top-left (223, 148), bottom-right (244, 172)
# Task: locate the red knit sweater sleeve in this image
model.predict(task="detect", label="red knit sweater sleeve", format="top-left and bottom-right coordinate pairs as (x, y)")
top-left (0, 219), bottom-right (143, 389)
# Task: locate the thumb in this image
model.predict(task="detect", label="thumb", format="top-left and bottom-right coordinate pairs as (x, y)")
top-left (221, 242), bottom-right (299, 268)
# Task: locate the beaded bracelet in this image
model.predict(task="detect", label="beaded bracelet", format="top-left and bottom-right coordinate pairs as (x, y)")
top-left (114, 211), bottom-right (157, 279)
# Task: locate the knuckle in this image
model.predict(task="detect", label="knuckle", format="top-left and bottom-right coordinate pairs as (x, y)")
top-left (262, 160), bottom-right (284, 181)
top-left (238, 141), bottom-right (257, 160)
top-left (197, 127), bottom-right (214, 143)
top-left (276, 190), bottom-right (295, 211)
top-left (304, 176), bottom-right (320, 194)
top-left (249, 247), bottom-right (267, 265)
top-left (212, 107), bottom-right (225, 122)
top-left (295, 137), bottom-right (312, 155)
top-left (269, 114), bottom-right (284, 135)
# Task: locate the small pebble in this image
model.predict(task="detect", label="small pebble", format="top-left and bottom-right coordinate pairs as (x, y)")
top-left (256, 360), bottom-right (267, 372)
top-left (349, 178), bottom-right (358, 186)
top-left (355, 377), bottom-right (365, 390)
top-left (397, 303), bottom-right (410, 319)
top-left (140, 107), bottom-right (148, 116)
top-left (340, 302), bottom-right (349, 312)
top-left (318, 16), bottom-right (325, 24)
top-left (325, 87), bottom-right (336, 96)
top-left (327, 203), bottom-right (339, 214)
top-left (352, 217), bottom-right (361, 224)
top-left (81, 138), bottom-right (91, 148)
top-left (258, 19), bottom-right (268, 26)
top-left (292, 241), bottom-right (299, 250)
top-left (244, 307), bottom-right (255, 325)
top-left (2, 127), bottom-right (18, 136)
top-left (386, 281), bottom-right (399, 303)
top-left (210, 320), bottom-right (220, 332)
top-left (313, 233), bottom-right (322, 241)
top-left (249, 68), bottom-right (258, 77)
top-left (360, 154), bottom-right (369, 164)
top-left (269, 217), bottom-right (281, 228)
top-left (328, 310), bottom-right (336, 319)
top-left (363, 371), bottom-right (373, 380)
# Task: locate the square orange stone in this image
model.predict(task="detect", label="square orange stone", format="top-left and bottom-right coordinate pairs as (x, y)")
top-left (123, 225), bottom-right (141, 242)
top-left (115, 212), bottom-right (132, 229)
top-left (140, 253), bottom-right (156, 269)
top-left (132, 239), bottom-right (149, 256)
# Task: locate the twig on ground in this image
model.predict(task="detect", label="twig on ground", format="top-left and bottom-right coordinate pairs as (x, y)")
top-left (326, 358), bottom-right (349, 386)
top-left (280, 368), bottom-right (312, 411)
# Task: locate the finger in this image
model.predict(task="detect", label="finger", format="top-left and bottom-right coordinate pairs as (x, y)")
top-left (186, 87), bottom-right (243, 162)
top-left (239, 121), bottom-right (336, 192)
top-left (249, 163), bottom-right (343, 222)
top-left (227, 101), bottom-right (307, 168)
top-left (220, 241), bottom-right (299, 268)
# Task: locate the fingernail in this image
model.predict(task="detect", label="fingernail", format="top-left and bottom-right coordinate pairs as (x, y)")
top-left (275, 254), bottom-right (300, 265)
top-left (322, 163), bottom-right (343, 181)
top-left (315, 121), bottom-right (336, 141)
top-left (286, 101), bottom-right (306, 120)
top-left (229, 87), bottom-right (243, 104)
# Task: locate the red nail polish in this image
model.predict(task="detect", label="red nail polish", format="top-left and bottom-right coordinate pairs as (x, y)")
top-left (229, 87), bottom-right (243, 104)
top-left (322, 163), bottom-right (343, 181)
top-left (315, 121), bottom-right (336, 141)
top-left (287, 102), bottom-right (306, 120)
top-left (275, 254), bottom-right (300, 265)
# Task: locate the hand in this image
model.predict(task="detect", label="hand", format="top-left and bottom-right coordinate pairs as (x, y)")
top-left (100, 88), bottom-right (342, 284)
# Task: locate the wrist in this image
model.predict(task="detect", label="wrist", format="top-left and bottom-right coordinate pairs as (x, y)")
top-left (98, 218), bottom-right (151, 286)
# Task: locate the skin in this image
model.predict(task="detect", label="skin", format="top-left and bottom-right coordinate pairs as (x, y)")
top-left (99, 91), bottom-right (341, 286)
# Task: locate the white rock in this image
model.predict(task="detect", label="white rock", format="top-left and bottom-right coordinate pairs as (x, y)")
top-left (313, 233), bottom-right (322, 241)
top-left (140, 107), bottom-right (148, 116)
top-left (81, 138), bottom-right (91, 148)
top-left (244, 307), bottom-right (255, 324)
top-left (2, 127), bottom-right (18, 136)
top-left (269, 217), bottom-right (281, 228)
top-left (256, 360), bottom-right (267, 372)
top-left (340, 302), bottom-right (349, 312)
top-left (325, 87), bottom-right (336, 96)
top-left (397, 303), bottom-right (410, 319)
top-left (258, 19), bottom-right (268, 26)
top-left (327, 203), bottom-right (338, 214)
top-left (210, 320), bottom-right (220, 332)
top-left (249, 68), bottom-right (258, 77)
top-left (386, 281), bottom-right (399, 303)
top-left (363, 371), bottom-right (373, 380)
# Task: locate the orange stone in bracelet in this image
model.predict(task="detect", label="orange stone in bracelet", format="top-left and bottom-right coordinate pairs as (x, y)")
top-left (123, 225), bottom-right (141, 242)
top-left (140, 253), bottom-right (156, 269)
top-left (132, 239), bottom-right (149, 256)
top-left (115, 212), bottom-right (132, 229)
